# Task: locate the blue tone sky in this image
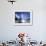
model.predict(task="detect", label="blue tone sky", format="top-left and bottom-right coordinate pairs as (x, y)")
top-left (15, 12), bottom-right (30, 20)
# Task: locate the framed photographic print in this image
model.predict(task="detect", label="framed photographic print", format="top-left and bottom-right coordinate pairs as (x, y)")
top-left (14, 10), bottom-right (33, 26)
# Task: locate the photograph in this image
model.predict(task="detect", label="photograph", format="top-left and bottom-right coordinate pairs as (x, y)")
top-left (15, 12), bottom-right (30, 23)
top-left (15, 10), bottom-right (33, 26)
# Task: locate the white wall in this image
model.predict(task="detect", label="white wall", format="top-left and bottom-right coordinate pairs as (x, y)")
top-left (0, 0), bottom-right (46, 42)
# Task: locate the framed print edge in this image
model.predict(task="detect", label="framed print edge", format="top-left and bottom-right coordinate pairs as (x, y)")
top-left (14, 9), bottom-right (33, 26)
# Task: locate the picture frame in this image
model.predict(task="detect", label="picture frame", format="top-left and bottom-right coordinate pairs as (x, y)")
top-left (14, 10), bottom-right (33, 26)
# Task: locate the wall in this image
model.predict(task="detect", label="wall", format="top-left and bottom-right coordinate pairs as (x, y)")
top-left (0, 0), bottom-right (46, 42)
